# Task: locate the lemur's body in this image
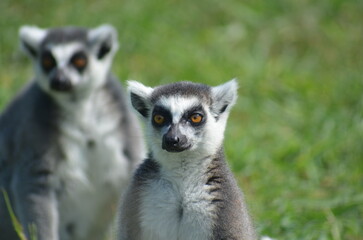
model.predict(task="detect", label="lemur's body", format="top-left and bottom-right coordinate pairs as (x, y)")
top-left (0, 25), bottom-right (144, 240)
top-left (119, 80), bottom-right (256, 240)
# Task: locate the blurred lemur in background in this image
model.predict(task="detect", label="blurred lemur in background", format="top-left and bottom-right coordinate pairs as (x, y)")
top-left (0, 25), bottom-right (144, 240)
top-left (118, 80), bottom-right (256, 240)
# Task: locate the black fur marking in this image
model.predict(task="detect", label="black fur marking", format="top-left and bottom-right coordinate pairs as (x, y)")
top-left (122, 147), bottom-right (132, 162)
top-left (70, 51), bottom-right (88, 73)
top-left (219, 104), bottom-right (228, 114)
top-left (152, 106), bottom-right (172, 128)
top-left (208, 187), bottom-right (220, 194)
top-left (66, 222), bottom-right (76, 236)
top-left (178, 204), bottom-right (184, 221)
top-left (134, 157), bottom-right (161, 183)
top-left (87, 139), bottom-right (96, 148)
top-left (211, 198), bottom-right (223, 204)
top-left (183, 105), bottom-right (207, 128)
top-left (130, 93), bottom-right (149, 118)
top-left (22, 41), bottom-right (37, 57)
top-left (97, 42), bottom-right (111, 59)
top-left (40, 50), bottom-right (57, 73)
top-left (206, 176), bottom-right (223, 185)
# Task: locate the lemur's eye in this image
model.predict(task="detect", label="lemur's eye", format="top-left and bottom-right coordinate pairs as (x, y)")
top-left (71, 52), bottom-right (87, 71)
top-left (153, 114), bottom-right (165, 125)
top-left (190, 113), bottom-right (203, 124)
top-left (41, 52), bottom-right (56, 72)
top-left (73, 57), bottom-right (87, 68)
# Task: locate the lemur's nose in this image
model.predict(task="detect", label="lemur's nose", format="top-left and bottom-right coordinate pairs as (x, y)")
top-left (50, 70), bottom-right (72, 92)
top-left (162, 125), bottom-right (189, 152)
top-left (166, 136), bottom-right (179, 145)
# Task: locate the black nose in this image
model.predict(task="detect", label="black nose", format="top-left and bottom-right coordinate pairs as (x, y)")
top-left (164, 135), bottom-right (180, 146)
top-left (50, 71), bottom-right (72, 92)
top-left (162, 125), bottom-right (190, 152)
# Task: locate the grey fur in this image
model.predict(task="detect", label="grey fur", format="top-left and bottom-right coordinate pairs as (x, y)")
top-left (0, 25), bottom-right (144, 240)
top-left (150, 81), bottom-right (212, 104)
top-left (119, 80), bottom-right (256, 240)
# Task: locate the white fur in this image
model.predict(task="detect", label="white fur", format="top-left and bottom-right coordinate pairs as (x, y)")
top-left (19, 25), bottom-right (47, 58)
top-left (139, 156), bottom-right (216, 240)
top-left (55, 89), bottom-right (131, 239)
top-left (127, 80), bottom-right (154, 101)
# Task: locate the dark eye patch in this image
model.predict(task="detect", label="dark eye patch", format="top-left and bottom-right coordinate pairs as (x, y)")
top-left (40, 50), bottom-right (56, 73)
top-left (152, 106), bottom-right (172, 128)
top-left (70, 51), bottom-right (88, 72)
top-left (183, 105), bottom-right (206, 127)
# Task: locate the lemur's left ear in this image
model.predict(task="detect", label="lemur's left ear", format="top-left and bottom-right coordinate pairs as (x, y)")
top-left (128, 81), bottom-right (154, 118)
top-left (211, 79), bottom-right (238, 118)
top-left (88, 24), bottom-right (119, 59)
top-left (19, 25), bottom-right (47, 59)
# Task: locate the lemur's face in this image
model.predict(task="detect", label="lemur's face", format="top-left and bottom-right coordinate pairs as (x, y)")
top-left (37, 42), bottom-right (90, 92)
top-left (19, 25), bottom-right (118, 94)
top-left (150, 96), bottom-right (209, 153)
top-left (129, 80), bottom-right (238, 157)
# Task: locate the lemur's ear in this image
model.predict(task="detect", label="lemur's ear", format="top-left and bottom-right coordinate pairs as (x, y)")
top-left (128, 81), bottom-right (154, 118)
top-left (19, 25), bottom-right (47, 59)
top-left (211, 79), bottom-right (238, 118)
top-left (88, 24), bottom-right (119, 60)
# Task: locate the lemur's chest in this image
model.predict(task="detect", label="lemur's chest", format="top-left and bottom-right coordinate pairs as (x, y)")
top-left (140, 169), bottom-right (216, 240)
top-left (55, 104), bottom-right (130, 240)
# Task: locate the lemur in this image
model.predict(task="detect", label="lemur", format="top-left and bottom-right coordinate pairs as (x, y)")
top-left (118, 80), bottom-right (256, 240)
top-left (0, 25), bottom-right (144, 240)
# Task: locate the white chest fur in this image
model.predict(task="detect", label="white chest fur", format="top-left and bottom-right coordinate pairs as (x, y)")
top-left (54, 93), bottom-right (130, 240)
top-left (139, 158), bottom-right (216, 240)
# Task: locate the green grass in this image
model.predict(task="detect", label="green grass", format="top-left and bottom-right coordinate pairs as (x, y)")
top-left (2, 189), bottom-right (37, 240)
top-left (1, 0), bottom-right (362, 239)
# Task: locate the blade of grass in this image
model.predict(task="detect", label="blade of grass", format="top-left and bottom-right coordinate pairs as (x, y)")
top-left (1, 189), bottom-right (27, 240)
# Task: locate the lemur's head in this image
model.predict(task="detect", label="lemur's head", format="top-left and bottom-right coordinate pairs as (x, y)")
top-left (19, 25), bottom-right (118, 95)
top-left (128, 80), bottom-right (238, 158)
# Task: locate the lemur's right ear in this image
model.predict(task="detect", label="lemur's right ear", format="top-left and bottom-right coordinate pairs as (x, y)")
top-left (210, 79), bottom-right (238, 119)
top-left (127, 81), bottom-right (154, 118)
top-left (88, 24), bottom-right (119, 60)
top-left (19, 26), bottom-right (47, 59)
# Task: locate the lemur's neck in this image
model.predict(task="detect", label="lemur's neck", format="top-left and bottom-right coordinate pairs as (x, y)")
top-left (151, 147), bottom-right (224, 179)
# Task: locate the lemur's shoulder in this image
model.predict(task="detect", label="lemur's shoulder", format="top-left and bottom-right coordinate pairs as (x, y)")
top-left (133, 156), bottom-right (161, 183)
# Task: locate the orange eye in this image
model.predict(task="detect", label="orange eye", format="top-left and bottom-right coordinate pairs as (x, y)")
top-left (153, 114), bottom-right (165, 125)
top-left (42, 57), bottom-right (53, 68)
top-left (72, 57), bottom-right (87, 68)
top-left (190, 113), bottom-right (203, 124)
top-left (41, 52), bottom-right (56, 72)
top-left (71, 52), bottom-right (87, 70)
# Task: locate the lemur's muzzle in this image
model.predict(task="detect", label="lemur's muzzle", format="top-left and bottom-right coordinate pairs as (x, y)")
top-left (50, 70), bottom-right (72, 92)
top-left (162, 124), bottom-right (190, 152)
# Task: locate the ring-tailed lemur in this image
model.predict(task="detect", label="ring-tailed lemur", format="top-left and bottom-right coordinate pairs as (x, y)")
top-left (118, 80), bottom-right (256, 240)
top-left (0, 25), bottom-right (144, 240)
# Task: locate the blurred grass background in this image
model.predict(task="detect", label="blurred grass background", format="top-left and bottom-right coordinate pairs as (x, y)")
top-left (1, 0), bottom-right (362, 239)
